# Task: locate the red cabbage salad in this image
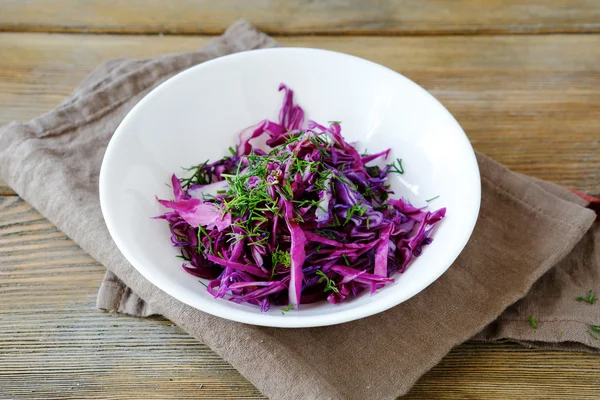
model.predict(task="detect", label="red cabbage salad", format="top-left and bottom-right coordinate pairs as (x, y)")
top-left (156, 84), bottom-right (446, 312)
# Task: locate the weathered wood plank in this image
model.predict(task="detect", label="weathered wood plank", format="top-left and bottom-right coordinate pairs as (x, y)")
top-left (1, 196), bottom-right (600, 399)
top-left (0, 33), bottom-right (599, 194)
top-left (1, 0), bottom-right (600, 35)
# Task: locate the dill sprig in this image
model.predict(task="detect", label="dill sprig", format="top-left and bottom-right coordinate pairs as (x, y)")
top-left (180, 160), bottom-right (212, 189)
top-left (576, 290), bottom-right (596, 304)
top-left (342, 254), bottom-right (351, 266)
top-left (316, 270), bottom-right (339, 293)
top-left (197, 226), bottom-right (213, 255)
top-left (281, 303), bottom-right (295, 314)
top-left (272, 250), bottom-right (291, 268)
top-left (528, 315), bottom-right (538, 329)
top-left (387, 158), bottom-right (404, 174)
top-left (315, 230), bottom-right (336, 240)
top-left (344, 204), bottom-right (368, 225)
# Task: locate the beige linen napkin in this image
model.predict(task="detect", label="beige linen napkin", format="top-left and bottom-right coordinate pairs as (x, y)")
top-left (1, 21), bottom-right (598, 400)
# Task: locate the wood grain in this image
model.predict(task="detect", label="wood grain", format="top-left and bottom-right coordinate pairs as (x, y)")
top-left (1, 25), bottom-right (600, 398)
top-left (1, 0), bottom-right (600, 35)
top-left (1, 196), bottom-right (600, 399)
top-left (0, 33), bottom-right (599, 195)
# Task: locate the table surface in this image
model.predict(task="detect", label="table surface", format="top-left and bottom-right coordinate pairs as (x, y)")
top-left (1, 2), bottom-right (600, 399)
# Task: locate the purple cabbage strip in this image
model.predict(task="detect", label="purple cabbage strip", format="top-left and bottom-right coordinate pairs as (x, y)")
top-left (284, 200), bottom-right (306, 309)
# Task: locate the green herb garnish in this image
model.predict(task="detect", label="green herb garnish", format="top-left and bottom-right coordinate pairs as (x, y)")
top-left (342, 254), bottom-right (351, 266)
top-left (315, 230), bottom-right (336, 240)
top-left (529, 315), bottom-right (538, 329)
top-left (388, 158), bottom-right (404, 174)
top-left (426, 195), bottom-right (440, 203)
top-left (180, 160), bottom-right (212, 189)
top-left (219, 133), bottom-right (340, 242)
top-left (576, 290), bottom-right (596, 304)
top-left (272, 250), bottom-right (291, 268)
top-left (197, 225), bottom-right (213, 255)
top-left (344, 204), bottom-right (368, 225)
top-left (281, 303), bottom-right (295, 314)
top-left (316, 270), bottom-right (339, 293)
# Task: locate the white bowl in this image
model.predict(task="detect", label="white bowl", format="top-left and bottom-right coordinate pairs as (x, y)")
top-left (100, 48), bottom-right (480, 328)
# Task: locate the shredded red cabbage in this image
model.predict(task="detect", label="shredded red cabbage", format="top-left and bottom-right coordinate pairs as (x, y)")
top-left (157, 84), bottom-right (446, 311)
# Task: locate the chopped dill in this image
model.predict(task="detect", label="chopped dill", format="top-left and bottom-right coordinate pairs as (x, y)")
top-left (342, 254), bottom-right (351, 266)
top-left (316, 270), bottom-right (339, 293)
top-left (281, 303), bottom-right (295, 314)
top-left (387, 158), bottom-right (404, 174)
top-left (344, 204), bottom-right (368, 225)
top-left (272, 250), bottom-right (291, 268)
top-left (180, 160), bottom-right (212, 189)
top-left (576, 290), bottom-right (596, 304)
top-left (197, 226), bottom-right (213, 255)
top-left (528, 315), bottom-right (538, 329)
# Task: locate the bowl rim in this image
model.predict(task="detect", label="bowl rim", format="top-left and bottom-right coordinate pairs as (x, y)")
top-left (99, 47), bottom-right (481, 328)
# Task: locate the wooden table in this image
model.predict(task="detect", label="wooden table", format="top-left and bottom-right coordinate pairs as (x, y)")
top-left (1, 2), bottom-right (599, 399)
